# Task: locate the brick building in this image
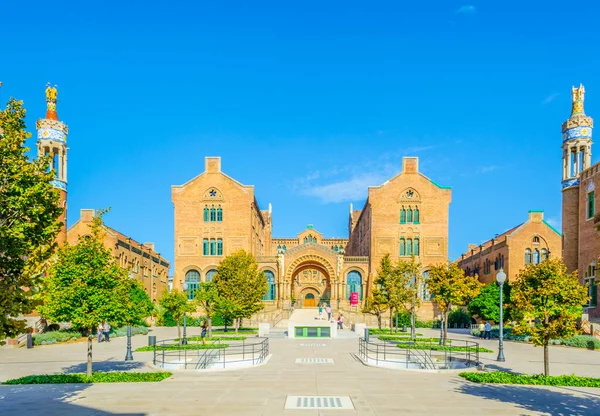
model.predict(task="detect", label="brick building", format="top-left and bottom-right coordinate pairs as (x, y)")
top-left (67, 209), bottom-right (170, 302)
top-left (457, 211), bottom-right (562, 284)
top-left (561, 84), bottom-right (599, 318)
top-left (172, 156), bottom-right (451, 320)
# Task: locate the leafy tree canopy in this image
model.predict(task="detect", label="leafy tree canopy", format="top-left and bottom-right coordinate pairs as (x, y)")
top-left (467, 281), bottom-right (511, 322)
top-left (0, 99), bottom-right (63, 342)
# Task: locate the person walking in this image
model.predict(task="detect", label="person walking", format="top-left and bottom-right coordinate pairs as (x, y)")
top-left (200, 320), bottom-right (208, 345)
top-left (478, 322), bottom-right (485, 339)
top-left (484, 321), bottom-right (492, 340)
top-left (337, 315), bottom-right (344, 330)
top-left (318, 303), bottom-right (323, 320)
top-left (103, 321), bottom-right (111, 342)
top-left (97, 323), bottom-right (104, 343)
top-left (326, 305), bottom-right (332, 321)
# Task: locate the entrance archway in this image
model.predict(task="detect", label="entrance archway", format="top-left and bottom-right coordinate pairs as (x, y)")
top-left (304, 293), bottom-right (316, 307)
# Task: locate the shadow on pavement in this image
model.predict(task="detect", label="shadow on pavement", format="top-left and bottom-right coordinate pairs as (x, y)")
top-left (0, 383), bottom-right (144, 415)
top-left (63, 360), bottom-right (147, 374)
top-left (455, 381), bottom-right (600, 416)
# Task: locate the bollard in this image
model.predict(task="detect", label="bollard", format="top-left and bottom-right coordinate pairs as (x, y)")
top-left (364, 327), bottom-right (369, 342)
top-left (148, 335), bottom-right (156, 346)
top-left (402, 324), bottom-right (407, 332)
top-left (27, 333), bottom-right (33, 349)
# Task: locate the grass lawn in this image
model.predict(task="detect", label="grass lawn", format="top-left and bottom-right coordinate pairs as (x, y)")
top-left (136, 343), bottom-right (229, 352)
top-left (459, 371), bottom-right (600, 388)
top-left (398, 344), bottom-right (493, 353)
top-left (3, 372), bottom-right (172, 385)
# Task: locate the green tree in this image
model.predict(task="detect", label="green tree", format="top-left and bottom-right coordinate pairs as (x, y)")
top-left (428, 262), bottom-right (482, 344)
top-left (126, 280), bottom-right (155, 325)
top-left (511, 258), bottom-right (588, 376)
top-left (373, 254), bottom-right (414, 332)
top-left (158, 289), bottom-right (195, 341)
top-left (195, 281), bottom-right (220, 337)
top-left (362, 287), bottom-right (389, 329)
top-left (0, 98), bottom-right (63, 343)
top-left (396, 257), bottom-right (421, 338)
top-left (39, 210), bottom-right (138, 376)
top-left (213, 250), bottom-right (267, 333)
top-left (467, 281), bottom-right (511, 323)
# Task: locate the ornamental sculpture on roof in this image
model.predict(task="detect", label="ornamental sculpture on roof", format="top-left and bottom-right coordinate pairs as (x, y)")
top-left (44, 82), bottom-right (59, 120)
top-left (571, 84), bottom-right (585, 116)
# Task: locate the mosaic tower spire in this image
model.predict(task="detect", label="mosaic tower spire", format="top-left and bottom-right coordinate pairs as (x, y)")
top-left (561, 84), bottom-right (594, 273)
top-left (36, 83), bottom-right (69, 245)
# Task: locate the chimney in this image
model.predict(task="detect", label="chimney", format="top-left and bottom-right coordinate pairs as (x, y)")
top-left (205, 157), bottom-right (221, 173)
top-left (528, 210), bottom-right (544, 223)
top-left (80, 209), bottom-right (95, 223)
top-left (402, 157), bottom-right (419, 174)
top-left (144, 242), bottom-right (155, 251)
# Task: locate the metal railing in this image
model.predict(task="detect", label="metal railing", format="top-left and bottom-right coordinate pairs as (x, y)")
top-left (358, 337), bottom-right (480, 370)
top-left (153, 337), bottom-right (269, 370)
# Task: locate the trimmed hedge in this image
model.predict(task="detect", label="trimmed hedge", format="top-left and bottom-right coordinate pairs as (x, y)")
top-left (368, 329), bottom-right (423, 336)
top-left (136, 343), bottom-right (229, 352)
top-left (398, 344), bottom-right (493, 353)
top-left (459, 371), bottom-right (600, 388)
top-left (379, 336), bottom-right (451, 344)
top-left (178, 336), bottom-right (247, 341)
top-left (3, 372), bottom-right (172, 385)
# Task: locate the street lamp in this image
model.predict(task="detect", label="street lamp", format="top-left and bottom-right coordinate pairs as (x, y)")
top-left (496, 268), bottom-right (507, 362)
top-left (125, 272), bottom-right (135, 361)
top-left (181, 282), bottom-right (188, 345)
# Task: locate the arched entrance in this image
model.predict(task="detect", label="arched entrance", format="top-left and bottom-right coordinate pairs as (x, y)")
top-left (304, 293), bottom-right (316, 307)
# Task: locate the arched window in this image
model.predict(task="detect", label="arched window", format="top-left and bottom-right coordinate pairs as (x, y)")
top-left (541, 248), bottom-right (548, 261)
top-left (304, 237), bottom-right (308, 244)
top-left (414, 207), bottom-right (420, 224)
top-left (210, 239), bottom-right (216, 256)
top-left (217, 206), bottom-right (223, 222)
top-left (217, 239), bottom-right (223, 255)
top-left (400, 208), bottom-right (406, 224)
top-left (525, 248), bottom-right (532, 265)
top-left (406, 238), bottom-right (413, 256)
top-left (205, 269), bottom-right (217, 283)
top-left (210, 206), bottom-right (216, 221)
top-left (282, 245), bottom-right (287, 252)
top-left (203, 206), bottom-right (209, 222)
top-left (501, 255), bottom-right (505, 268)
top-left (414, 237), bottom-right (420, 256)
top-left (421, 270), bottom-right (431, 300)
top-left (533, 236), bottom-right (540, 244)
top-left (346, 271), bottom-right (363, 300)
top-left (334, 246), bottom-right (339, 252)
top-left (399, 238), bottom-right (406, 256)
top-left (407, 208), bottom-right (413, 223)
top-left (185, 270), bottom-right (200, 300)
top-left (494, 258), bottom-right (498, 271)
top-left (533, 249), bottom-right (540, 264)
top-left (263, 270), bottom-right (276, 301)
top-left (277, 245), bottom-right (281, 251)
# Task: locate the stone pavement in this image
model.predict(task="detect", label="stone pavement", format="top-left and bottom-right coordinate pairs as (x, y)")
top-left (1, 326), bottom-right (599, 415)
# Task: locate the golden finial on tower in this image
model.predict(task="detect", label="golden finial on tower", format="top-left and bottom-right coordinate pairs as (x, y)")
top-left (571, 83), bottom-right (585, 116)
top-left (44, 82), bottom-right (59, 121)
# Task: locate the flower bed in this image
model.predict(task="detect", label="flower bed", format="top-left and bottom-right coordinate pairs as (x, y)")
top-left (459, 371), bottom-right (600, 388)
top-left (3, 372), bottom-right (172, 385)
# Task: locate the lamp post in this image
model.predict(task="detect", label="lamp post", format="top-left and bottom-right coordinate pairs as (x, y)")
top-left (125, 272), bottom-right (134, 361)
top-left (182, 282), bottom-right (188, 345)
top-left (496, 268), bottom-right (507, 362)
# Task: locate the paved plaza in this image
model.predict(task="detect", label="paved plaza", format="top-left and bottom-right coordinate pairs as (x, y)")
top-left (1, 315), bottom-right (600, 415)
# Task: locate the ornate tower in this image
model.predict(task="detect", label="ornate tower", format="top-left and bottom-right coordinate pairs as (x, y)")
top-left (36, 83), bottom-right (69, 245)
top-left (561, 84), bottom-right (593, 273)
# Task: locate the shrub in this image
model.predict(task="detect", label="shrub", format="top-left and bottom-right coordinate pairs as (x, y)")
top-left (3, 372), bottom-right (172, 385)
top-left (399, 344), bottom-right (492, 353)
top-left (459, 371), bottom-right (600, 388)
top-left (448, 309), bottom-right (471, 328)
top-left (32, 330), bottom-right (82, 346)
top-left (470, 328), bottom-right (599, 349)
top-left (110, 326), bottom-right (149, 338)
top-left (136, 343), bottom-right (229, 352)
top-left (377, 335), bottom-right (430, 341)
top-left (368, 328), bottom-right (417, 335)
top-left (559, 335), bottom-right (600, 350)
top-left (179, 336), bottom-right (247, 342)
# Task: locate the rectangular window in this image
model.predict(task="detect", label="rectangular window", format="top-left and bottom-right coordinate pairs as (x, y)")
top-left (400, 209), bottom-right (406, 224)
top-left (588, 191), bottom-right (595, 219)
top-left (585, 278), bottom-right (597, 307)
top-left (399, 238), bottom-right (406, 256)
top-left (406, 239), bottom-right (413, 256)
top-left (217, 239), bottom-right (223, 255)
top-left (203, 239), bottom-right (209, 256)
top-left (210, 239), bottom-right (216, 256)
top-left (414, 238), bottom-right (420, 256)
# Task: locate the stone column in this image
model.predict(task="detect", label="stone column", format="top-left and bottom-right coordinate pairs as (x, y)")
top-left (567, 146), bottom-right (572, 177)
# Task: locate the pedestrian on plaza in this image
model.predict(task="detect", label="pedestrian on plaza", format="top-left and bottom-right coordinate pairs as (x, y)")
top-left (97, 323), bottom-right (104, 343)
top-left (326, 305), bottom-right (332, 321)
top-left (201, 320), bottom-right (208, 345)
top-left (337, 315), bottom-right (344, 330)
top-left (478, 322), bottom-right (485, 339)
top-left (484, 321), bottom-right (492, 340)
top-left (318, 303), bottom-right (323, 320)
top-left (103, 321), bottom-right (111, 342)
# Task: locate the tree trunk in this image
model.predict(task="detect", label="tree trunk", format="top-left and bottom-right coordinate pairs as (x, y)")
top-left (443, 310), bottom-right (449, 346)
top-left (410, 308), bottom-right (416, 339)
top-left (235, 318), bottom-right (239, 334)
top-left (87, 328), bottom-right (93, 377)
top-left (177, 319), bottom-right (181, 344)
top-left (544, 342), bottom-right (549, 376)
top-left (389, 308), bottom-right (394, 331)
top-left (377, 313), bottom-right (382, 329)
top-left (208, 316), bottom-right (213, 338)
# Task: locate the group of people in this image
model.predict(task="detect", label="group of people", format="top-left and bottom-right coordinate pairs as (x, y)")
top-left (478, 321), bottom-right (492, 339)
top-left (96, 322), bottom-right (111, 343)
top-left (316, 303), bottom-right (345, 329)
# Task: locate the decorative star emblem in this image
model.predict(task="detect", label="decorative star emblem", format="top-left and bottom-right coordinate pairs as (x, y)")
top-left (209, 189), bottom-right (217, 197)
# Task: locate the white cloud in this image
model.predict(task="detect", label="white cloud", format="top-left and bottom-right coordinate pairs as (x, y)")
top-left (478, 165), bottom-right (499, 174)
top-left (455, 5), bottom-right (476, 14)
top-left (542, 93), bottom-right (560, 104)
top-left (545, 217), bottom-right (561, 230)
top-left (300, 172), bottom-right (389, 203)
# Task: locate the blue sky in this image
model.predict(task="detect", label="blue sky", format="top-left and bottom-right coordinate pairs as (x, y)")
top-left (2, 1), bottom-right (599, 266)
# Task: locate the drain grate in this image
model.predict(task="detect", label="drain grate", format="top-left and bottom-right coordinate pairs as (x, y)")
top-left (295, 358), bottom-right (335, 364)
top-left (285, 396), bottom-right (354, 410)
top-left (299, 343), bottom-right (327, 347)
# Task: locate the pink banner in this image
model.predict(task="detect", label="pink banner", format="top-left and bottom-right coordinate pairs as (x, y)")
top-left (350, 292), bottom-right (359, 306)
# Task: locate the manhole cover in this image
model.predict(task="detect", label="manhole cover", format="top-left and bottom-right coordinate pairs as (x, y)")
top-left (285, 396), bottom-right (354, 410)
top-left (299, 343), bottom-right (327, 347)
top-left (295, 358), bottom-right (335, 364)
